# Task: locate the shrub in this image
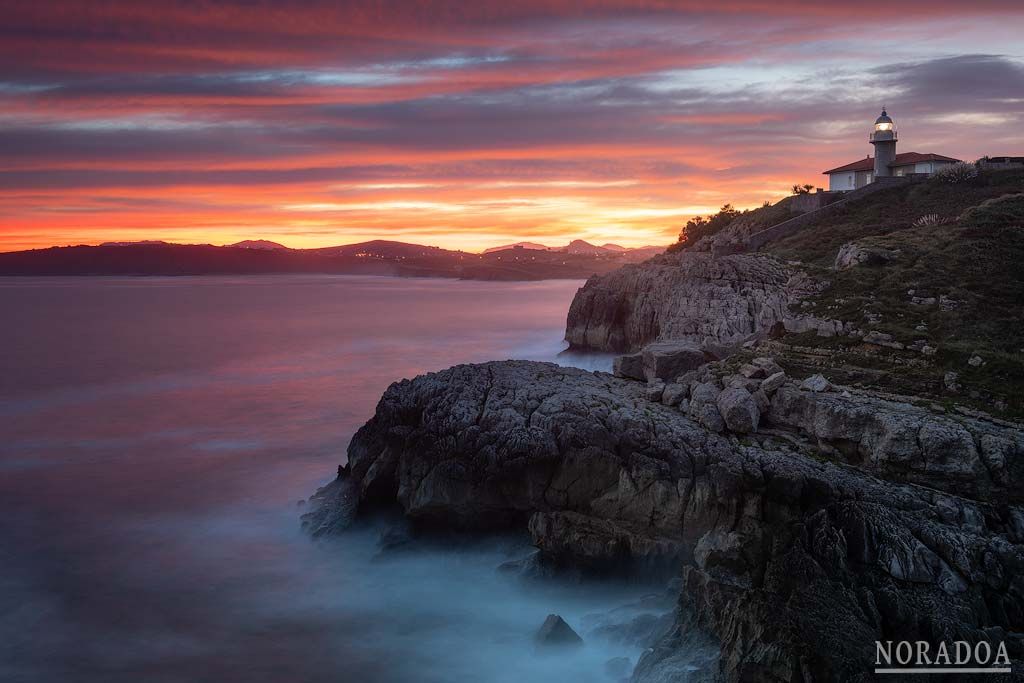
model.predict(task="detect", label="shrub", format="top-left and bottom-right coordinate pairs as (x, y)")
top-left (932, 162), bottom-right (979, 185)
top-left (959, 194), bottom-right (1024, 231)
top-left (672, 204), bottom-right (741, 250)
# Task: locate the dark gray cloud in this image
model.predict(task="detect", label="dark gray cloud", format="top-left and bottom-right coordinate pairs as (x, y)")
top-left (880, 54), bottom-right (1024, 106)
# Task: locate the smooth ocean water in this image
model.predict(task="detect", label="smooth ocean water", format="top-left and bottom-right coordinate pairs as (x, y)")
top-left (0, 275), bottom-right (669, 683)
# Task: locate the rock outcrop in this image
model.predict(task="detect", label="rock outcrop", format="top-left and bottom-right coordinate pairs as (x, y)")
top-left (614, 340), bottom-right (712, 382)
top-left (834, 241), bottom-right (899, 270)
top-left (312, 360), bottom-right (1024, 681)
top-left (767, 384), bottom-right (1024, 503)
top-left (565, 252), bottom-right (815, 352)
top-left (715, 387), bottom-right (759, 434)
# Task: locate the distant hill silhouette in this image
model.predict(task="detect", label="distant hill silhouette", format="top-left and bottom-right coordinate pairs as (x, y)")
top-left (227, 240), bottom-right (287, 250)
top-left (481, 239), bottom-right (663, 261)
top-left (482, 241), bottom-right (555, 254)
top-left (0, 239), bottom-right (667, 280)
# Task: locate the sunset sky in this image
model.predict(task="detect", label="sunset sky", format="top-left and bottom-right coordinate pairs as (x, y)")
top-left (2, 1), bottom-right (1023, 252)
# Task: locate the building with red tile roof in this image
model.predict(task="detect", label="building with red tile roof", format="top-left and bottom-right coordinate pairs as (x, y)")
top-left (822, 111), bottom-right (960, 190)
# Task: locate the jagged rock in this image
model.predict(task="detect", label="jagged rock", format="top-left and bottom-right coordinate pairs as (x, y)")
top-left (723, 374), bottom-right (760, 393)
top-left (310, 361), bottom-right (1024, 681)
top-left (565, 253), bottom-right (815, 352)
top-left (768, 385), bottom-right (1024, 501)
top-left (662, 383), bottom-right (687, 407)
top-left (738, 363), bottom-right (766, 379)
top-left (716, 387), bottom-right (760, 434)
top-left (530, 511), bottom-right (683, 574)
top-left (645, 379), bottom-right (666, 402)
top-left (969, 354), bottom-right (985, 367)
top-left (535, 614), bottom-right (584, 647)
top-left (834, 241), bottom-right (898, 270)
top-left (300, 473), bottom-right (360, 537)
top-left (800, 374), bottom-right (831, 392)
top-left (689, 381), bottom-right (725, 433)
top-left (752, 389), bottom-right (770, 414)
top-left (782, 315), bottom-right (847, 337)
top-left (944, 371), bottom-right (960, 392)
top-left (863, 330), bottom-right (904, 350)
top-left (760, 371), bottom-right (786, 395)
top-left (751, 357), bottom-right (783, 376)
top-left (613, 352), bottom-right (645, 380)
top-left (641, 341), bottom-right (709, 381)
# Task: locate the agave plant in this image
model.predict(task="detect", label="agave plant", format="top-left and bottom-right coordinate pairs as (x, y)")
top-left (912, 213), bottom-right (943, 227)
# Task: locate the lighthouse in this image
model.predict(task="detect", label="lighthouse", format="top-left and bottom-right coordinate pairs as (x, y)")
top-left (824, 109), bottom-right (960, 190)
top-left (869, 108), bottom-right (897, 178)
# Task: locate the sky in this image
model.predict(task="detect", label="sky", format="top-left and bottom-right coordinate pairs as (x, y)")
top-left (1, 1), bottom-right (1023, 253)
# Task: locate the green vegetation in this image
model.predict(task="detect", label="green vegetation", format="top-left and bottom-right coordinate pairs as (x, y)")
top-left (669, 204), bottom-right (740, 251)
top-left (768, 171), bottom-right (1024, 418)
top-left (668, 200), bottom-right (791, 252)
top-left (767, 168), bottom-right (1024, 266)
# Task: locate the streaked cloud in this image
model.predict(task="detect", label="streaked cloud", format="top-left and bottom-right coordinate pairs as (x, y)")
top-left (1, 2), bottom-right (1022, 252)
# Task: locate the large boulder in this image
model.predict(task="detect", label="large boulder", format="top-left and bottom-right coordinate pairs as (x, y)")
top-left (760, 371), bottom-right (786, 395)
top-left (689, 382), bottom-right (725, 433)
top-left (715, 387), bottom-right (760, 434)
top-left (640, 340), bottom-right (709, 381)
top-left (834, 241), bottom-right (899, 270)
top-left (613, 352), bottom-right (645, 380)
top-left (535, 614), bottom-right (584, 647)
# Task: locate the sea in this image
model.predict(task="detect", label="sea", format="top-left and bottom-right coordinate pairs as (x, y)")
top-left (0, 275), bottom-right (676, 683)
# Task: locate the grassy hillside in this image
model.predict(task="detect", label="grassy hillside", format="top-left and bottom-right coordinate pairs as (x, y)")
top-left (767, 168), bottom-right (1024, 265)
top-left (763, 169), bottom-right (1024, 418)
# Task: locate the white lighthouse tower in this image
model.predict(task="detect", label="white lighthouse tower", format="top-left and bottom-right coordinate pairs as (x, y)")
top-left (869, 108), bottom-right (897, 178)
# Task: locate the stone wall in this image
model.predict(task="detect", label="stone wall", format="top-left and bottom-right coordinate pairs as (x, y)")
top-left (734, 175), bottom-right (925, 254)
top-left (788, 190), bottom-right (843, 214)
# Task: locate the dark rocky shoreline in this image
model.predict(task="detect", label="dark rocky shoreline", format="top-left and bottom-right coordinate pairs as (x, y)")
top-left (307, 247), bottom-right (1024, 681)
top-left (306, 359), bottom-right (1024, 681)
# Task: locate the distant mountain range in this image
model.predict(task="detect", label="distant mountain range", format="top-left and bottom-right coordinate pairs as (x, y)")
top-left (481, 239), bottom-right (661, 259)
top-left (0, 239), bottom-right (667, 280)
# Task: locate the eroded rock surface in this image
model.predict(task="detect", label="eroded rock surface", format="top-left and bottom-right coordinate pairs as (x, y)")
top-left (565, 252), bottom-right (814, 352)
top-left (767, 384), bottom-right (1024, 503)
top-left (313, 360), bottom-right (1024, 681)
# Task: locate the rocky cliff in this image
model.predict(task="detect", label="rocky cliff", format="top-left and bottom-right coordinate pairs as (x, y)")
top-left (309, 170), bottom-right (1024, 680)
top-left (564, 252), bottom-right (815, 353)
top-left (309, 360), bottom-right (1024, 681)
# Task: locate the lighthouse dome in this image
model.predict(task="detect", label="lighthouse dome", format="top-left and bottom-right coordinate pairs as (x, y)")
top-left (870, 108), bottom-right (896, 142)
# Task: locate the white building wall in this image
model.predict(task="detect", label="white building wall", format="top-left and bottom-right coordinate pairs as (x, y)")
top-left (827, 171), bottom-right (856, 191)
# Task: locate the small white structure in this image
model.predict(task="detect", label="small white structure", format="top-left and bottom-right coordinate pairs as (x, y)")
top-left (823, 109), bottom-right (960, 191)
